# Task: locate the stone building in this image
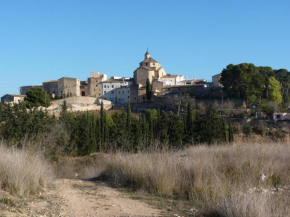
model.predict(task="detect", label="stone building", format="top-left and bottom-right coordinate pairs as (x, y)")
top-left (58, 77), bottom-right (81, 97)
top-left (88, 72), bottom-right (107, 97)
top-left (20, 85), bottom-right (43, 95)
top-left (43, 80), bottom-right (58, 97)
top-left (133, 50), bottom-right (167, 86)
top-left (1, 94), bottom-right (26, 104)
top-left (212, 74), bottom-right (221, 87)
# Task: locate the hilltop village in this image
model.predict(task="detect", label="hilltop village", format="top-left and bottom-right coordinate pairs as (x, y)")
top-left (1, 50), bottom-right (221, 109)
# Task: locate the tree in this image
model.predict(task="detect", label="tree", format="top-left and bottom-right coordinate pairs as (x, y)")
top-left (197, 106), bottom-right (227, 144)
top-left (228, 122), bottom-right (234, 143)
top-left (220, 63), bottom-right (265, 106)
top-left (168, 115), bottom-right (184, 148)
top-left (146, 78), bottom-right (152, 101)
top-left (126, 100), bottom-right (131, 132)
top-left (259, 67), bottom-right (274, 98)
top-left (185, 102), bottom-right (194, 144)
top-left (268, 76), bottom-right (282, 105)
top-left (25, 87), bottom-right (51, 108)
top-left (274, 69), bottom-right (290, 105)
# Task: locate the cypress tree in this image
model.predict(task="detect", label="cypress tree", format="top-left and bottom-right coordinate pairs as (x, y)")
top-left (186, 102), bottom-right (194, 144)
top-left (228, 122), bottom-right (234, 143)
top-left (126, 100), bottom-right (131, 134)
top-left (146, 78), bottom-right (152, 101)
top-left (168, 115), bottom-right (184, 148)
top-left (100, 101), bottom-right (105, 151)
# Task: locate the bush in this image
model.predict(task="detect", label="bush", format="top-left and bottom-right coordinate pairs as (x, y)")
top-left (242, 125), bottom-right (252, 136)
top-left (252, 125), bottom-right (265, 136)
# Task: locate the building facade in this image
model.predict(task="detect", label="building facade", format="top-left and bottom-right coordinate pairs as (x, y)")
top-left (102, 78), bottom-right (132, 102)
top-left (88, 72), bottom-right (107, 97)
top-left (58, 77), bottom-right (81, 97)
top-left (1, 94), bottom-right (26, 104)
top-left (133, 51), bottom-right (167, 86)
top-left (20, 85), bottom-right (43, 95)
top-left (43, 80), bottom-right (58, 97)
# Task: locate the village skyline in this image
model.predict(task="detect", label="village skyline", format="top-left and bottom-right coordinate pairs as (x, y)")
top-left (1, 0), bottom-right (290, 97)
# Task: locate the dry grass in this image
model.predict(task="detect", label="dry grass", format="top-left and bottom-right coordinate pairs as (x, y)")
top-left (0, 143), bottom-right (54, 196)
top-left (99, 143), bottom-right (290, 217)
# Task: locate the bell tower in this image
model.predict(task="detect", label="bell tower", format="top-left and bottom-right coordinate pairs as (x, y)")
top-left (145, 49), bottom-right (151, 59)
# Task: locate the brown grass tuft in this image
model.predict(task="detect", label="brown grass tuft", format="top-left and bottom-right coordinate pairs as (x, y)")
top-left (100, 143), bottom-right (290, 216)
top-left (0, 143), bottom-right (54, 196)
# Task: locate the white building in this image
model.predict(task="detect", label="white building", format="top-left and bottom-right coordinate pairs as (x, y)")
top-left (158, 75), bottom-right (184, 86)
top-left (115, 86), bottom-right (130, 104)
top-left (102, 78), bottom-right (132, 103)
top-left (273, 113), bottom-right (290, 121)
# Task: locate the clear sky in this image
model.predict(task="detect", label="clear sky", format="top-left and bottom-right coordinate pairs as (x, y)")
top-left (0, 0), bottom-right (289, 97)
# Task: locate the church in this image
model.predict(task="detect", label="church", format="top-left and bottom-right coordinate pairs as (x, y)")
top-left (130, 50), bottom-right (204, 103)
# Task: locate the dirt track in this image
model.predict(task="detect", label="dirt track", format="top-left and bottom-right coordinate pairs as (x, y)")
top-left (1, 179), bottom-right (164, 217)
top-left (54, 179), bottom-right (162, 217)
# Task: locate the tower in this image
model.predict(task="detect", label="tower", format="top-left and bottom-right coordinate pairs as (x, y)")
top-left (145, 50), bottom-right (151, 59)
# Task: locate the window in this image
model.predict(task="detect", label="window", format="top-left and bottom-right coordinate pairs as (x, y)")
top-left (94, 89), bottom-right (95, 91)
top-left (128, 90), bottom-right (129, 93)
top-left (277, 115), bottom-right (281, 119)
top-left (99, 94), bottom-right (101, 96)
top-left (112, 91), bottom-right (114, 94)
top-left (153, 63), bottom-right (155, 66)
top-left (96, 84), bottom-right (98, 87)
top-left (134, 97), bottom-right (136, 100)
top-left (119, 91), bottom-right (120, 94)
top-left (112, 85), bottom-right (114, 88)
top-left (104, 91), bottom-right (106, 94)
top-left (123, 91), bottom-right (124, 94)
top-left (104, 85), bottom-right (106, 88)
top-left (128, 96), bottom-right (129, 98)
top-left (146, 63), bottom-right (148, 66)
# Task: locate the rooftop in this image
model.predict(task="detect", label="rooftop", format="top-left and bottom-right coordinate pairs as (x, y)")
top-left (140, 57), bottom-right (159, 64)
top-left (161, 75), bottom-right (181, 78)
top-left (43, 80), bottom-right (58, 84)
top-left (3, 94), bottom-right (26, 97)
top-left (162, 84), bottom-right (207, 89)
top-left (102, 78), bottom-right (132, 83)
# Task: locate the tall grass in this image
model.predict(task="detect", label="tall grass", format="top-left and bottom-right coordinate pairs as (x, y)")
top-left (0, 143), bottom-right (54, 196)
top-left (100, 143), bottom-right (290, 216)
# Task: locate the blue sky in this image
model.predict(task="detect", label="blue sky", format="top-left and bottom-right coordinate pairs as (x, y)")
top-left (0, 0), bottom-right (289, 97)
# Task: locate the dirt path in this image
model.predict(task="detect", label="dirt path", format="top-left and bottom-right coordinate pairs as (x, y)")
top-left (55, 179), bottom-right (162, 217)
top-left (1, 179), bottom-right (165, 217)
